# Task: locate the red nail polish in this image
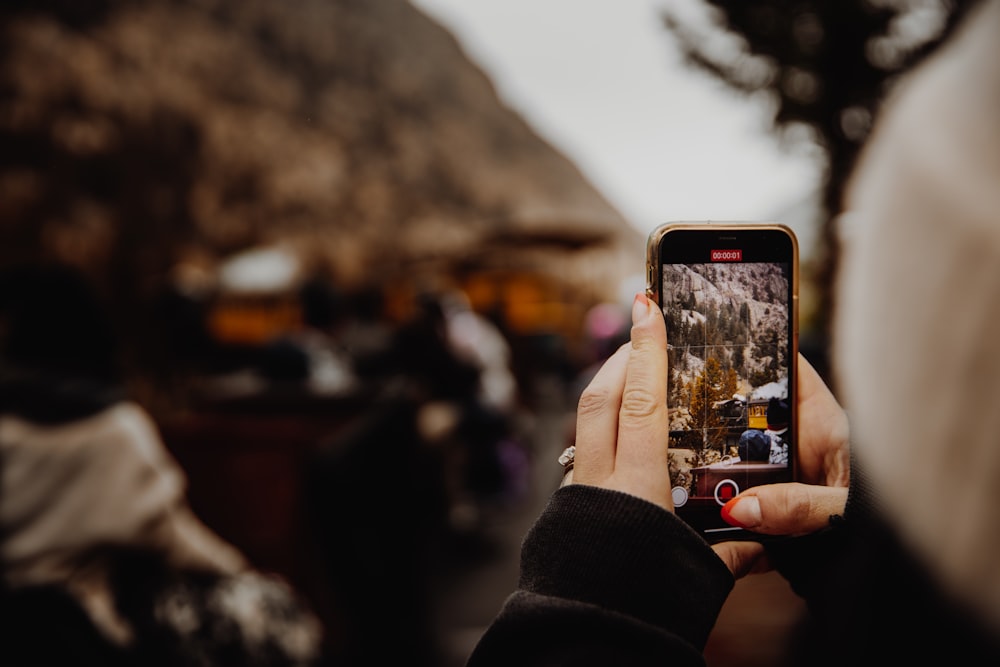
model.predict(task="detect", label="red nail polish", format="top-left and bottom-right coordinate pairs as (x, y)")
top-left (631, 292), bottom-right (649, 325)
top-left (721, 497), bottom-right (749, 528)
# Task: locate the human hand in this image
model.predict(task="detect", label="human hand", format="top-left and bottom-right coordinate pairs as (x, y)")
top-left (789, 353), bottom-right (851, 488)
top-left (569, 298), bottom-right (851, 578)
top-left (569, 293), bottom-right (672, 511)
top-left (712, 354), bottom-right (850, 577)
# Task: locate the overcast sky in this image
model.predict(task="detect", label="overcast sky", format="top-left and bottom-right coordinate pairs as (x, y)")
top-left (409, 0), bottom-right (823, 241)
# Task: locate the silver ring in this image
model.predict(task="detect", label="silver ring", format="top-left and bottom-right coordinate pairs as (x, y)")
top-left (558, 445), bottom-right (575, 470)
top-left (558, 446), bottom-right (575, 487)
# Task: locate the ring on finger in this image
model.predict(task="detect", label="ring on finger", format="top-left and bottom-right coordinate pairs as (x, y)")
top-left (558, 445), bottom-right (576, 470)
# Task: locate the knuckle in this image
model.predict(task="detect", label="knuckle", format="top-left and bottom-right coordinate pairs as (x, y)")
top-left (629, 329), bottom-right (655, 349)
top-left (577, 385), bottom-right (615, 417)
top-left (619, 387), bottom-right (662, 420)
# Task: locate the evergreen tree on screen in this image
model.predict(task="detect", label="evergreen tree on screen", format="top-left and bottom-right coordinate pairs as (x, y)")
top-left (690, 356), bottom-right (727, 450)
top-left (722, 366), bottom-right (740, 402)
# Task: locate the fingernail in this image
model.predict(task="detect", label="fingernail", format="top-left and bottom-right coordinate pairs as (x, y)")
top-left (632, 292), bottom-right (651, 325)
top-left (721, 495), bottom-right (761, 529)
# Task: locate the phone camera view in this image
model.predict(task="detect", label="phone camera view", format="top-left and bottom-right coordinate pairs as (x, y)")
top-left (661, 259), bottom-right (792, 537)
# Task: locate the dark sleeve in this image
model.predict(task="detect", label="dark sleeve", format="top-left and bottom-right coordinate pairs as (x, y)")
top-left (467, 485), bottom-right (734, 667)
top-left (763, 453), bottom-right (1000, 665)
top-left (764, 449), bottom-right (875, 602)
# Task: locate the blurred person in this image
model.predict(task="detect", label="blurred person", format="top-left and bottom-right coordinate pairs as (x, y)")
top-left (0, 263), bottom-right (322, 666)
top-left (824, 0), bottom-right (1000, 646)
top-left (387, 291), bottom-right (520, 530)
top-left (735, 428), bottom-right (770, 463)
top-left (440, 290), bottom-right (518, 417)
top-left (298, 286), bottom-right (522, 666)
top-left (438, 290), bottom-right (525, 506)
top-left (301, 384), bottom-right (448, 667)
top-left (389, 289), bottom-right (481, 419)
top-left (254, 275), bottom-right (357, 395)
top-left (465, 2), bottom-right (1000, 665)
top-left (337, 283), bottom-right (397, 381)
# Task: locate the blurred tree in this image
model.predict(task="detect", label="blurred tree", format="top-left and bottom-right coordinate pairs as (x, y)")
top-left (662, 0), bottom-right (975, 359)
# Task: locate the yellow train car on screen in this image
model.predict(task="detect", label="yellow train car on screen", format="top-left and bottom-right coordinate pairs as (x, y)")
top-left (748, 399), bottom-right (769, 430)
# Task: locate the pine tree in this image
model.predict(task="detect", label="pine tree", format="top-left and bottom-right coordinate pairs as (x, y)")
top-left (723, 366), bottom-right (740, 401)
top-left (690, 356), bottom-right (727, 450)
top-left (733, 344), bottom-right (745, 373)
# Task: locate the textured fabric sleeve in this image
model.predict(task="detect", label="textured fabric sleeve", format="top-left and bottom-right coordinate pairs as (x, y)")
top-left (841, 448), bottom-right (877, 525)
top-left (467, 484), bottom-right (734, 667)
top-left (765, 449), bottom-right (872, 603)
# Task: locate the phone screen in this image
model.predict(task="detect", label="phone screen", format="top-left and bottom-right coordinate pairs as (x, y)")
top-left (650, 224), bottom-right (797, 541)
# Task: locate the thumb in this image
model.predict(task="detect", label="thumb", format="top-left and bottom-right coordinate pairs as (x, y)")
top-left (720, 483), bottom-right (848, 536)
top-left (711, 540), bottom-right (770, 579)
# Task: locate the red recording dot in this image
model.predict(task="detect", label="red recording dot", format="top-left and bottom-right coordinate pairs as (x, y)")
top-left (714, 479), bottom-right (741, 506)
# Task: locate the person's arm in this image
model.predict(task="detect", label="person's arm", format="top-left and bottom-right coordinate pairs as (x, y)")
top-left (468, 485), bottom-right (733, 667)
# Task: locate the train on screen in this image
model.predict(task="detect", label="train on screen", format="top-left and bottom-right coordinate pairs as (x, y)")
top-left (669, 395), bottom-right (788, 510)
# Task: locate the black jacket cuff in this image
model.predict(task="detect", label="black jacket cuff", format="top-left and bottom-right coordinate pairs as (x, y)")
top-left (518, 484), bottom-right (734, 650)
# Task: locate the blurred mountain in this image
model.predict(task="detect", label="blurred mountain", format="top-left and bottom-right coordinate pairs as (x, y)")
top-left (0, 0), bottom-right (641, 322)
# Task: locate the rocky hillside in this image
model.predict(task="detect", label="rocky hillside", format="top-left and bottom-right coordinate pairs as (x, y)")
top-left (662, 261), bottom-right (791, 388)
top-left (0, 0), bottom-right (641, 314)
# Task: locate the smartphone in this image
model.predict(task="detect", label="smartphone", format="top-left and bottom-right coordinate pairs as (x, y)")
top-left (645, 221), bottom-right (798, 542)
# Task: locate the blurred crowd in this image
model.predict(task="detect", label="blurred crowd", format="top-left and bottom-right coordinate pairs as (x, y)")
top-left (156, 262), bottom-right (536, 522)
top-left (0, 259), bottom-right (624, 667)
